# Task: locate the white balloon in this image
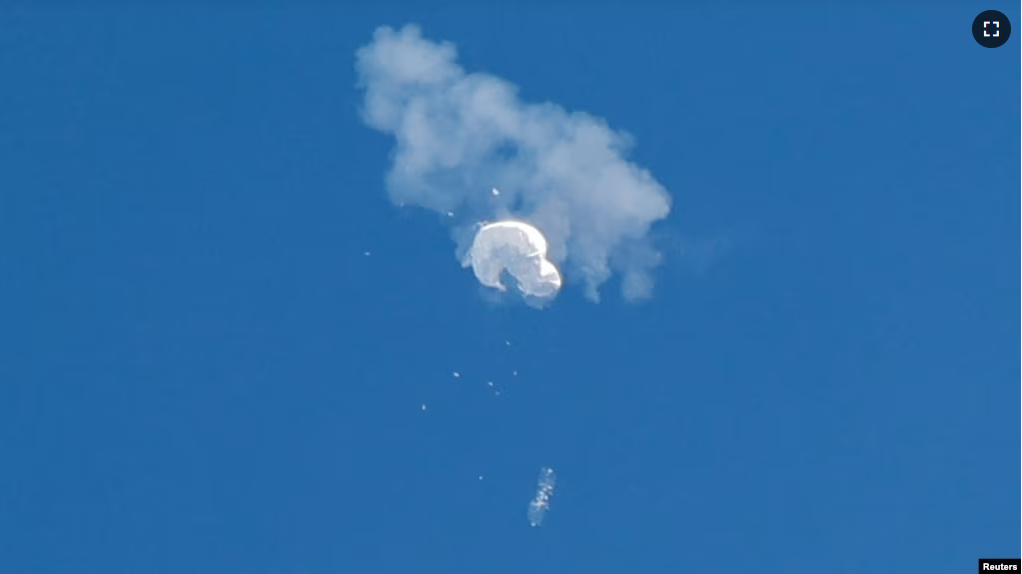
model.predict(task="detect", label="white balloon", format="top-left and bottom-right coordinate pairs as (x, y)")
top-left (465, 220), bottom-right (562, 299)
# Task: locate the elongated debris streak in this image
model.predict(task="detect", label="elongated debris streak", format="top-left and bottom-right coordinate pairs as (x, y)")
top-left (527, 467), bottom-right (557, 527)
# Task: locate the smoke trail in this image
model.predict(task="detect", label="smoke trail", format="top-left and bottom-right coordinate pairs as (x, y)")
top-left (355, 25), bottom-right (672, 302)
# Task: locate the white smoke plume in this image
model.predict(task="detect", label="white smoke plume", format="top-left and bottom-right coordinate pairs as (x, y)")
top-left (355, 25), bottom-right (672, 301)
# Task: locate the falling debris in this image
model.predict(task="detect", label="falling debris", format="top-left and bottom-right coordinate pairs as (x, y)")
top-left (452, 372), bottom-right (461, 378)
top-left (491, 187), bottom-right (501, 196)
top-left (527, 467), bottom-right (557, 527)
top-left (485, 380), bottom-right (504, 397)
top-left (478, 475), bottom-right (484, 481)
top-left (421, 404), bottom-right (427, 411)
top-left (505, 340), bottom-right (511, 347)
top-left (363, 251), bottom-right (371, 256)
top-left (512, 370), bottom-right (518, 377)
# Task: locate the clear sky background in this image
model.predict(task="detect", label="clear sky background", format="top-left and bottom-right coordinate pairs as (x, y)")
top-left (0, 4), bottom-right (1018, 573)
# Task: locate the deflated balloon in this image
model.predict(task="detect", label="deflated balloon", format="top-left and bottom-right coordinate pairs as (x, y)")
top-left (465, 220), bottom-right (562, 298)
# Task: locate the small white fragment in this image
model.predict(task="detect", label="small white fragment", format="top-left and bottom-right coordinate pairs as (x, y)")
top-left (446, 211), bottom-right (454, 217)
top-left (491, 187), bottom-right (501, 196)
top-left (421, 404), bottom-right (427, 411)
top-left (363, 251), bottom-right (371, 256)
top-left (452, 372), bottom-right (460, 378)
top-left (486, 381), bottom-right (494, 387)
top-left (478, 475), bottom-right (484, 481)
top-left (505, 341), bottom-right (511, 346)
top-left (512, 370), bottom-right (518, 376)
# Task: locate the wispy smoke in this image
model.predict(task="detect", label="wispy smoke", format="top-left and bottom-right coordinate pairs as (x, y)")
top-left (355, 25), bottom-right (672, 301)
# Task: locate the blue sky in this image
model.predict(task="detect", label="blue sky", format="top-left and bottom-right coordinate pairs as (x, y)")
top-left (0, 4), bottom-right (1017, 573)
